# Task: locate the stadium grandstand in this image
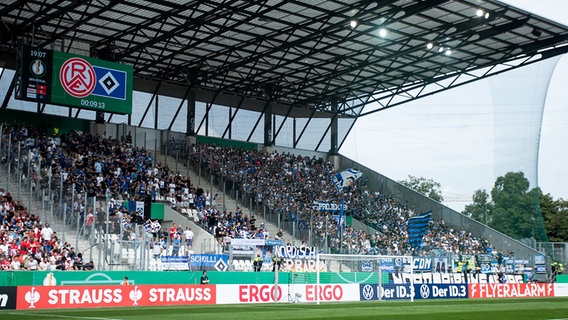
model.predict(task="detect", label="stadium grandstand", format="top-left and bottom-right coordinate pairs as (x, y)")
top-left (1, 0), bottom-right (567, 280)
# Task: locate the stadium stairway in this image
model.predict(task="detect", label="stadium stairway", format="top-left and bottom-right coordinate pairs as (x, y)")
top-left (154, 151), bottom-right (295, 246)
top-left (0, 164), bottom-right (100, 263)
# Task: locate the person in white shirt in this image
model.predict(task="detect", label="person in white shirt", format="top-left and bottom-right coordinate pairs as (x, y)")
top-left (152, 240), bottom-right (162, 260)
top-left (39, 258), bottom-right (50, 270)
top-left (181, 193), bottom-right (189, 208)
top-left (27, 257), bottom-right (38, 270)
top-left (188, 192), bottom-right (194, 208)
top-left (183, 227), bottom-right (194, 248)
top-left (41, 223), bottom-right (54, 241)
top-left (212, 193), bottom-right (218, 207)
top-left (0, 243), bottom-right (8, 256)
top-left (10, 258), bottom-right (21, 270)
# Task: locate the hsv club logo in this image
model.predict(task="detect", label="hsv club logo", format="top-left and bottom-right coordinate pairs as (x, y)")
top-left (60, 57), bottom-right (96, 98)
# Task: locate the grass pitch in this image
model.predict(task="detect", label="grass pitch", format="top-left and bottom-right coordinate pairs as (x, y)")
top-left (3, 297), bottom-right (568, 320)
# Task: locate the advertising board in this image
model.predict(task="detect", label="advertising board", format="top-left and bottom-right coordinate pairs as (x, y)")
top-left (468, 283), bottom-right (554, 299)
top-left (215, 284), bottom-right (359, 304)
top-left (0, 286), bottom-right (17, 310)
top-left (16, 284), bottom-right (215, 309)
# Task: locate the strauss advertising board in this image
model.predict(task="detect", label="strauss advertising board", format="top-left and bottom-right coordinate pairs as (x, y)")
top-left (16, 285), bottom-right (215, 309)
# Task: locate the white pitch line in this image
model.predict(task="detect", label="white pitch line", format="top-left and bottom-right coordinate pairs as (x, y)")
top-left (9, 312), bottom-right (122, 320)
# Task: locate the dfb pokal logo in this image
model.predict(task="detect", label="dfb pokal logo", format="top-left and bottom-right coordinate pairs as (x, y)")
top-left (60, 57), bottom-right (96, 98)
top-left (420, 284), bottom-right (430, 299)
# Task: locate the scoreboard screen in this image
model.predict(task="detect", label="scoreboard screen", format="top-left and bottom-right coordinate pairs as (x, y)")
top-left (18, 45), bottom-right (133, 114)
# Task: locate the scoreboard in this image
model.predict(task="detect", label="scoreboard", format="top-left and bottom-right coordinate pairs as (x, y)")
top-left (17, 45), bottom-right (133, 114)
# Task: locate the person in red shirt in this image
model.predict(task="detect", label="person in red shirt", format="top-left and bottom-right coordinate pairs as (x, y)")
top-left (29, 236), bottom-right (39, 255)
top-left (19, 236), bottom-right (30, 256)
top-left (169, 223), bottom-right (177, 244)
top-left (1, 257), bottom-right (11, 270)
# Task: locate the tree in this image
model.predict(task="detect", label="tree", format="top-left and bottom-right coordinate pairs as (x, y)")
top-left (398, 175), bottom-right (444, 202)
top-left (462, 189), bottom-right (491, 224)
top-left (489, 172), bottom-right (544, 241)
top-left (540, 192), bottom-right (568, 242)
top-left (465, 171), bottom-right (566, 242)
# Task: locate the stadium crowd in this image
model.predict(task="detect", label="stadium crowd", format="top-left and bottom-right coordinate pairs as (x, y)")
top-left (0, 121), bottom-right (492, 272)
top-left (0, 188), bottom-right (95, 271)
top-left (189, 143), bottom-right (491, 256)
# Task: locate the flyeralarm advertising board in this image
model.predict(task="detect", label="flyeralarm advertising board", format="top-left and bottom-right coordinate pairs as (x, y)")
top-left (16, 285), bottom-right (215, 309)
top-left (468, 283), bottom-right (554, 299)
top-left (18, 45), bottom-right (133, 114)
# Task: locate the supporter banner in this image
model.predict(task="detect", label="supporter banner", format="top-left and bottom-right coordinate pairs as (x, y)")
top-left (189, 254), bottom-right (229, 271)
top-left (167, 137), bottom-right (187, 154)
top-left (215, 284), bottom-right (359, 304)
top-left (379, 258), bottom-right (399, 273)
top-left (16, 285), bottom-right (215, 309)
top-left (391, 272), bottom-right (525, 284)
top-left (0, 286), bottom-right (17, 310)
top-left (161, 256), bottom-right (189, 271)
top-left (380, 260), bottom-right (394, 272)
top-left (266, 239), bottom-right (284, 246)
top-left (312, 201), bottom-right (348, 212)
top-left (229, 238), bottom-right (267, 256)
top-left (359, 284), bottom-right (413, 301)
top-left (534, 255), bottom-right (546, 275)
top-left (469, 283), bottom-right (554, 299)
top-left (413, 284), bottom-right (468, 300)
top-left (534, 255), bottom-right (545, 265)
top-left (535, 265), bottom-right (547, 274)
top-left (281, 259), bottom-right (324, 272)
top-left (274, 245), bottom-right (316, 259)
top-left (476, 254), bottom-right (493, 273)
top-left (432, 257), bottom-right (449, 273)
top-left (229, 239), bottom-right (266, 246)
top-left (413, 257), bottom-right (432, 272)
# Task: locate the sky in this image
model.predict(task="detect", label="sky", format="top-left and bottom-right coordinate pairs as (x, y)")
top-left (340, 1), bottom-right (568, 212)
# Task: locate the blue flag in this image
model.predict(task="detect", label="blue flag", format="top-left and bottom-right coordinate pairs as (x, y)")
top-left (407, 211), bottom-right (432, 248)
top-left (331, 168), bottom-right (363, 191)
top-left (338, 198), bottom-right (345, 237)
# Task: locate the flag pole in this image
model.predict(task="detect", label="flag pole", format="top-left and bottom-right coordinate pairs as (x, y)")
top-left (339, 197), bottom-right (344, 254)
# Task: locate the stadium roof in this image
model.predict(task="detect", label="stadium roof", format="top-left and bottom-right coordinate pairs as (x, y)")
top-left (2, 0), bottom-right (568, 119)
